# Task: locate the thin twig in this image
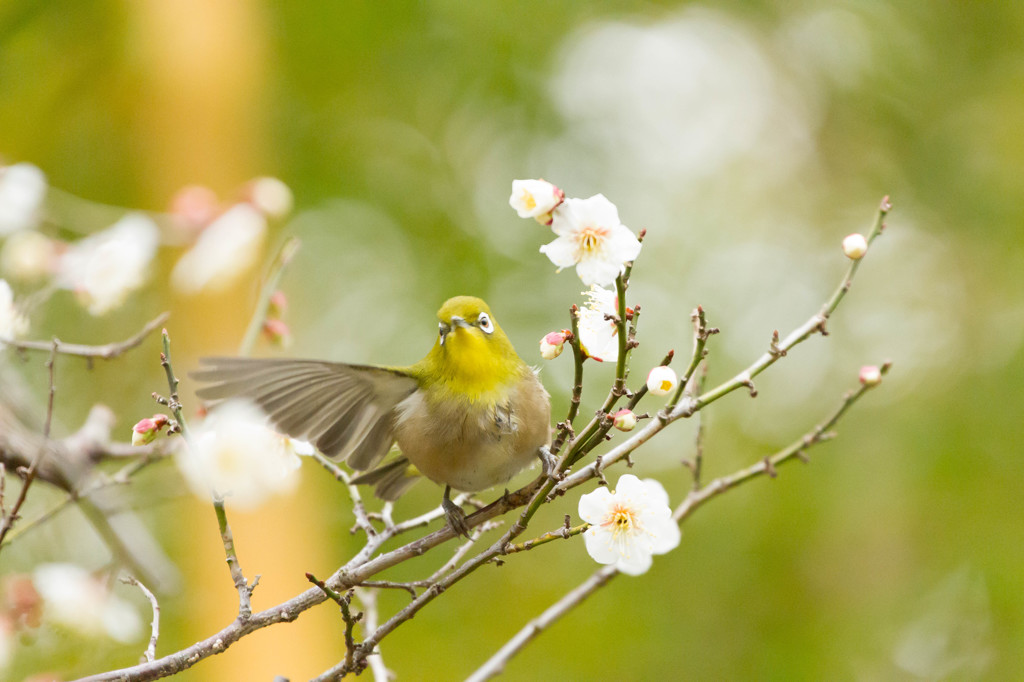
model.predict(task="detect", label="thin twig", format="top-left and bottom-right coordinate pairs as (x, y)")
top-left (466, 565), bottom-right (618, 681)
top-left (238, 238), bottom-right (300, 356)
top-left (160, 330), bottom-right (256, 619)
top-left (1, 312), bottom-right (169, 359)
top-left (502, 521), bottom-right (588, 554)
top-left (354, 587), bottom-right (392, 682)
top-left (0, 340), bottom-right (58, 548)
top-left (122, 575), bottom-right (160, 663)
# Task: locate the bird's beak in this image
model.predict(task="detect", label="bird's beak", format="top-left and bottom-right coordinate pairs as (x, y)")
top-left (450, 316), bottom-right (472, 330)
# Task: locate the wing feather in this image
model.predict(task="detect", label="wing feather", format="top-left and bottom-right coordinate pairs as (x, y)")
top-left (193, 357), bottom-right (418, 469)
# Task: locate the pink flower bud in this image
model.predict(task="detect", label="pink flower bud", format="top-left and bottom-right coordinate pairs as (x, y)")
top-left (268, 290), bottom-right (288, 316)
top-left (859, 365), bottom-right (882, 386)
top-left (131, 414), bottom-right (169, 446)
top-left (539, 331), bottom-right (567, 360)
top-left (263, 318), bottom-right (292, 348)
top-left (612, 408), bottom-right (637, 432)
top-left (842, 233), bottom-right (868, 260)
top-left (169, 185), bottom-right (220, 229)
top-left (646, 366), bottom-right (678, 396)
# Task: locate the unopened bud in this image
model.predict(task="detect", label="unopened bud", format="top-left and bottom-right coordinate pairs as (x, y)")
top-left (268, 290), bottom-right (288, 316)
top-left (263, 318), bottom-right (292, 347)
top-left (859, 365), bottom-right (882, 386)
top-left (646, 366), bottom-right (678, 396)
top-left (612, 408), bottom-right (637, 431)
top-left (131, 414), bottom-right (169, 446)
top-left (842, 233), bottom-right (868, 260)
top-left (509, 179), bottom-right (564, 220)
top-left (244, 177), bottom-right (294, 219)
top-left (539, 331), bottom-right (567, 360)
top-left (169, 185), bottom-right (220, 229)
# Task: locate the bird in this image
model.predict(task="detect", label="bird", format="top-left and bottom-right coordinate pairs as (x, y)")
top-left (192, 296), bottom-right (553, 536)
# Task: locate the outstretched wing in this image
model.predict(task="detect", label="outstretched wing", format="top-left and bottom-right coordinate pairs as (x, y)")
top-left (192, 357), bottom-right (418, 470)
top-left (349, 455), bottom-right (421, 501)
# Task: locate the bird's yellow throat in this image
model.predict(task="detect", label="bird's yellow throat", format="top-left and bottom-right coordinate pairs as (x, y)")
top-left (420, 326), bottom-right (520, 404)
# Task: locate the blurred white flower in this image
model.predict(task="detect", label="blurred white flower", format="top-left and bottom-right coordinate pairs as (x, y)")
top-left (32, 563), bottom-right (142, 643)
top-left (578, 285), bottom-right (619, 362)
top-left (509, 179), bottom-right (564, 223)
top-left (0, 279), bottom-right (27, 342)
top-left (0, 617), bottom-right (10, 671)
top-left (244, 176), bottom-right (294, 219)
top-left (58, 213), bottom-right (160, 315)
top-left (0, 163), bottom-right (47, 235)
top-left (0, 229), bottom-right (57, 281)
top-left (578, 474), bottom-right (680, 575)
top-left (540, 194), bottom-right (641, 286)
top-left (177, 400), bottom-right (302, 509)
top-left (171, 203), bottom-right (267, 295)
top-left (646, 365), bottom-right (678, 396)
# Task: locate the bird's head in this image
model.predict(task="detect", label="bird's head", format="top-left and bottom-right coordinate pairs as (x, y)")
top-left (425, 296), bottom-right (521, 399)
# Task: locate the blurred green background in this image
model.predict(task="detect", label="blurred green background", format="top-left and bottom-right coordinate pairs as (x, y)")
top-left (2, 1), bottom-right (1023, 679)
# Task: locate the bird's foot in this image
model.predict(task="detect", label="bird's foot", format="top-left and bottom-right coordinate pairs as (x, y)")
top-left (538, 445), bottom-right (561, 483)
top-left (442, 488), bottom-right (471, 538)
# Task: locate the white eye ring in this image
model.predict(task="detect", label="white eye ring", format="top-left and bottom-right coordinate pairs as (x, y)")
top-left (439, 321), bottom-right (449, 345)
top-left (477, 312), bottom-right (494, 334)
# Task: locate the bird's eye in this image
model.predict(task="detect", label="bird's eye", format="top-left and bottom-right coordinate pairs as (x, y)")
top-left (477, 312), bottom-right (494, 334)
top-left (439, 321), bottom-right (449, 345)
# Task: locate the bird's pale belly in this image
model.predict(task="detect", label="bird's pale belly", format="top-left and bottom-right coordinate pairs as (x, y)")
top-left (393, 379), bottom-right (550, 492)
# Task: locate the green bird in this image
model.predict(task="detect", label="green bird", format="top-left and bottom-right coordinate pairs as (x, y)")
top-left (193, 296), bottom-right (553, 535)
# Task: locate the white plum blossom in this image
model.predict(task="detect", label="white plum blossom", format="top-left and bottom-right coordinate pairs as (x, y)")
top-left (0, 163), bottom-right (47, 235)
top-left (1, 229), bottom-right (57, 281)
top-left (540, 194), bottom-right (642, 286)
top-left (578, 474), bottom-right (680, 575)
top-left (509, 179), bottom-right (564, 222)
top-left (32, 563), bottom-right (142, 643)
top-left (646, 365), bottom-right (678, 396)
top-left (171, 203), bottom-right (267, 295)
top-left (176, 400), bottom-right (302, 509)
top-left (57, 213), bottom-right (160, 315)
top-left (0, 279), bottom-right (27, 342)
top-left (578, 285), bottom-right (619, 362)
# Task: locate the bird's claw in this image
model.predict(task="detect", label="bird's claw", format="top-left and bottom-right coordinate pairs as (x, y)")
top-left (538, 445), bottom-right (561, 483)
top-left (442, 496), bottom-right (471, 538)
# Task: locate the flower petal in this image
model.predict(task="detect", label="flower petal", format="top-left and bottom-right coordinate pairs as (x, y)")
top-left (583, 526), bottom-right (622, 565)
top-left (607, 225), bottom-right (643, 262)
top-left (574, 194), bottom-right (621, 227)
top-left (540, 235), bottom-right (580, 268)
top-left (646, 517), bottom-right (682, 555)
top-left (578, 486), bottom-right (614, 524)
top-left (616, 550), bottom-right (654, 576)
top-left (575, 256), bottom-right (622, 287)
